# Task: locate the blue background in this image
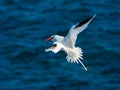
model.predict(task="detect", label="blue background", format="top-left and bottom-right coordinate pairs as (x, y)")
top-left (0, 0), bottom-right (120, 90)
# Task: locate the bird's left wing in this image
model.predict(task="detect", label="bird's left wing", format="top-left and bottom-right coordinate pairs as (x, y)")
top-left (65, 15), bottom-right (96, 47)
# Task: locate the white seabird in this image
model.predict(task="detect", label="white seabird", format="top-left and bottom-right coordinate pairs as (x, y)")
top-left (45, 15), bottom-right (96, 71)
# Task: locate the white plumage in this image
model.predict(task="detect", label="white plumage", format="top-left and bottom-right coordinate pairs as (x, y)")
top-left (45, 15), bottom-right (96, 71)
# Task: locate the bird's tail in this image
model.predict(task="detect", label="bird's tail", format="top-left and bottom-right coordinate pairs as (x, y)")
top-left (66, 47), bottom-right (87, 71)
top-left (78, 58), bottom-right (87, 71)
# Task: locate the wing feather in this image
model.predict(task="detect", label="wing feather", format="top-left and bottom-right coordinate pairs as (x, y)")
top-left (65, 14), bottom-right (96, 47)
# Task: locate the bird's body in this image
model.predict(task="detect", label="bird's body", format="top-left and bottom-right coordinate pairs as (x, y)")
top-left (45, 15), bottom-right (96, 71)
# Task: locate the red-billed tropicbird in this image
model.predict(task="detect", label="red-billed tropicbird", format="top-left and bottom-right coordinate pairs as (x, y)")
top-left (45, 15), bottom-right (96, 71)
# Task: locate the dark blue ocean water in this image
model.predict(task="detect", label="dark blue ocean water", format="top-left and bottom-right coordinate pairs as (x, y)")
top-left (0, 0), bottom-right (120, 90)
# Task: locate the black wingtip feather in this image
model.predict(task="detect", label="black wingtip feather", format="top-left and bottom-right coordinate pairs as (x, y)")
top-left (75, 16), bottom-right (94, 28)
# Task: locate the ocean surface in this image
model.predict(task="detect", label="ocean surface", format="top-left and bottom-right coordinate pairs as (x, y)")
top-left (0, 0), bottom-right (120, 90)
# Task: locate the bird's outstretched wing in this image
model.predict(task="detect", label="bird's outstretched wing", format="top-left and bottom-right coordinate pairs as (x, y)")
top-left (65, 15), bottom-right (96, 47)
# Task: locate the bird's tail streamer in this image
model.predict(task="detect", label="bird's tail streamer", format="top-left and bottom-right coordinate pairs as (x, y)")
top-left (66, 47), bottom-right (88, 71)
top-left (78, 59), bottom-right (87, 71)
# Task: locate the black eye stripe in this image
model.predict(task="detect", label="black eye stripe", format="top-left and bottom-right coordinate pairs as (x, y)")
top-left (51, 36), bottom-right (54, 39)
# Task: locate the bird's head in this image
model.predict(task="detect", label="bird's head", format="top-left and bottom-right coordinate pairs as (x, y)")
top-left (45, 42), bottom-right (64, 53)
top-left (45, 35), bottom-right (64, 42)
top-left (45, 35), bottom-right (55, 42)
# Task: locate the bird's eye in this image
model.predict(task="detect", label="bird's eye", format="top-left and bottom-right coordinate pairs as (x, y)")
top-left (52, 44), bottom-right (57, 47)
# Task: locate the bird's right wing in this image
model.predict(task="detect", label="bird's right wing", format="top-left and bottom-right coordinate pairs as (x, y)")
top-left (65, 15), bottom-right (96, 47)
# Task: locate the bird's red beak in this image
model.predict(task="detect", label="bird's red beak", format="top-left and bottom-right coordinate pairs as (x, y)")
top-left (45, 37), bottom-right (52, 42)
